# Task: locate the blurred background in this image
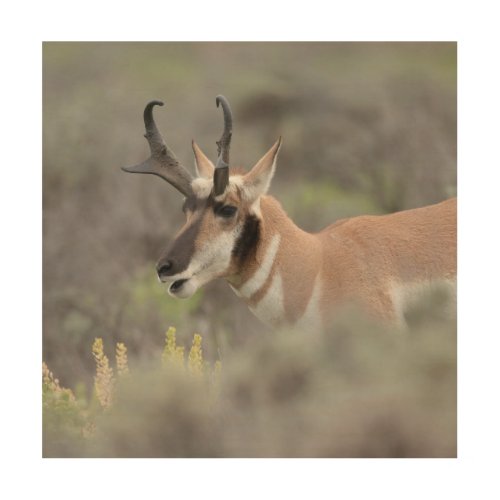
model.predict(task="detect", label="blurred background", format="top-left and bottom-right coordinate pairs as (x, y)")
top-left (43, 42), bottom-right (456, 392)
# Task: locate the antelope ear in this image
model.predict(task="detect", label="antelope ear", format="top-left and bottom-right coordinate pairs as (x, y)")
top-left (192, 141), bottom-right (215, 178)
top-left (242, 138), bottom-right (282, 202)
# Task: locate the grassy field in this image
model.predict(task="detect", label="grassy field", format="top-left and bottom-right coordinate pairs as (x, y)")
top-left (43, 42), bottom-right (456, 457)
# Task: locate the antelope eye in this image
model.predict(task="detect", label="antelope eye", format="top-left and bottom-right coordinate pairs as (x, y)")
top-left (217, 205), bottom-right (237, 218)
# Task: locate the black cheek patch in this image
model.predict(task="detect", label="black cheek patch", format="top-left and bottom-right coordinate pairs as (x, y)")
top-left (232, 214), bottom-right (260, 263)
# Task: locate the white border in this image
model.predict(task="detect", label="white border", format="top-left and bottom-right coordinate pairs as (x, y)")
top-left (3, 1), bottom-right (500, 499)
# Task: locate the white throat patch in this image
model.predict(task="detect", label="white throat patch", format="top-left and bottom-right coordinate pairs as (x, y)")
top-left (249, 272), bottom-right (284, 327)
top-left (236, 233), bottom-right (281, 299)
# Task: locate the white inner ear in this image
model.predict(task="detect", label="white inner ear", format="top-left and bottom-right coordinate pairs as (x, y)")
top-left (242, 156), bottom-right (277, 203)
top-left (192, 142), bottom-right (215, 178)
top-left (194, 158), bottom-right (214, 179)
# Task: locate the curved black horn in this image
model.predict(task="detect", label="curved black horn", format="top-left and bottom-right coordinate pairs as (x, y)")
top-left (143, 100), bottom-right (165, 152)
top-left (122, 100), bottom-right (194, 197)
top-left (214, 95), bottom-right (233, 195)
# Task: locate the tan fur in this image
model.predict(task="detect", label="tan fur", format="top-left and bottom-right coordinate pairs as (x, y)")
top-left (192, 141), bottom-right (215, 178)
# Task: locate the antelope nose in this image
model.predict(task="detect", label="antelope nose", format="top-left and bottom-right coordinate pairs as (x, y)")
top-left (157, 260), bottom-right (174, 279)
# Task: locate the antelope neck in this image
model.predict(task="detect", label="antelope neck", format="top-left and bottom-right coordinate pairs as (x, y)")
top-left (227, 196), bottom-right (322, 325)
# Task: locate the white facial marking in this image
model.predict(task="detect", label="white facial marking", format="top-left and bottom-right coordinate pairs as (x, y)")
top-left (238, 234), bottom-right (281, 299)
top-left (294, 274), bottom-right (322, 331)
top-left (191, 178), bottom-right (213, 199)
top-left (193, 230), bottom-right (238, 278)
top-left (229, 175), bottom-right (244, 188)
top-left (249, 272), bottom-right (284, 327)
top-left (191, 175), bottom-right (245, 201)
top-left (163, 228), bottom-right (241, 298)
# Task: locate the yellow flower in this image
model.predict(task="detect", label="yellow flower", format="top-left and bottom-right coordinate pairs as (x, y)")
top-left (42, 362), bottom-right (59, 392)
top-left (42, 362), bottom-right (75, 401)
top-left (116, 342), bottom-right (129, 377)
top-left (188, 334), bottom-right (204, 373)
top-left (162, 327), bottom-right (185, 366)
top-left (92, 338), bottom-right (114, 409)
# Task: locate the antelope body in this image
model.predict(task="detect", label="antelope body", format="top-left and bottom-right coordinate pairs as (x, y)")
top-left (122, 97), bottom-right (457, 329)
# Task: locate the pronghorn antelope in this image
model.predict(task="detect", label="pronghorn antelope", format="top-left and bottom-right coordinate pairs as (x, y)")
top-left (122, 96), bottom-right (457, 329)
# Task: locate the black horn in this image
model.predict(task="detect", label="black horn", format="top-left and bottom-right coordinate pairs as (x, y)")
top-left (213, 95), bottom-right (233, 196)
top-left (121, 101), bottom-right (194, 197)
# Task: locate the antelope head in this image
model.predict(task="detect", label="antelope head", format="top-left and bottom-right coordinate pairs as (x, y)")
top-left (122, 96), bottom-right (281, 299)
